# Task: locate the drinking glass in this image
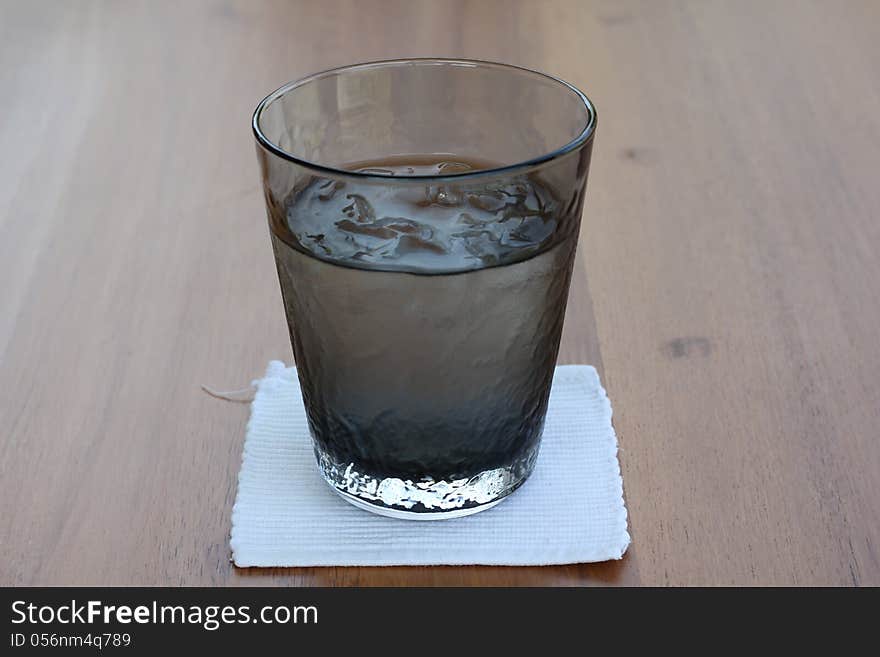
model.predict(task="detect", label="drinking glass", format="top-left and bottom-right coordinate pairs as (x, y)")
top-left (253, 59), bottom-right (596, 519)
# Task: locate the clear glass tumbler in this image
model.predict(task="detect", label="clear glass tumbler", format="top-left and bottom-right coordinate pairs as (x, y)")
top-left (253, 59), bottom-right (596, 519)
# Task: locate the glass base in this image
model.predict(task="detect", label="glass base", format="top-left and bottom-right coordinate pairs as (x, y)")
top-left (331, 486), bottom-right (505, 520)
top-left (317, 447), bottom-right (539, 520)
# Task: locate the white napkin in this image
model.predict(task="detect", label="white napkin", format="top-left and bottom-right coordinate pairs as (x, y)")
top-left (230, 361), bottom-right (630, 567)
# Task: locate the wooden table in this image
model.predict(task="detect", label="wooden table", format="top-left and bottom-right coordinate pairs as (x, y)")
top-left (2, 0), bottom-right (878, 587)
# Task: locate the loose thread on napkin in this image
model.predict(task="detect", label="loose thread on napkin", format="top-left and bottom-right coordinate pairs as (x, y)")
top-left (201, 383), bottom-right (256, 403)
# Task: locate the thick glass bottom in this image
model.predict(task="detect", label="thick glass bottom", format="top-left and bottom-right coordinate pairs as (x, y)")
top-left (317, 446), bottom-right (539, 520)
top-left (331, 488), bottom-right (505, 520)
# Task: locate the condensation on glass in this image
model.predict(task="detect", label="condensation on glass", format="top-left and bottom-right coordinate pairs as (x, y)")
top-left (254, 59), bottom-right (596, 519)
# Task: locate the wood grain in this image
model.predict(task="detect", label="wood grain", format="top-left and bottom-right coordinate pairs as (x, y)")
top-left (1, 0), bottom-right (878, 586)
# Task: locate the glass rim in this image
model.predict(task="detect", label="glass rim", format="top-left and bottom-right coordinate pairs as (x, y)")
top-left (252, 58), bottom-right (597, 182)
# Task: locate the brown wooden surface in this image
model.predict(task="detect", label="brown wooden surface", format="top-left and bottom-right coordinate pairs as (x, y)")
top-left (1, 0), bottom-right (879, 586)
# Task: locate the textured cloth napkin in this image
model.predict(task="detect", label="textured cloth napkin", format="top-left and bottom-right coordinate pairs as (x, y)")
top-left (230, 361), bottom-right (629, 567)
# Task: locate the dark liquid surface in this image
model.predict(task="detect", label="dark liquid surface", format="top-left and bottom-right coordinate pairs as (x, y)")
top-left (269, 156), bottom-right (580, 510)
top-left (271, 155), bottom-right (564, 274)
